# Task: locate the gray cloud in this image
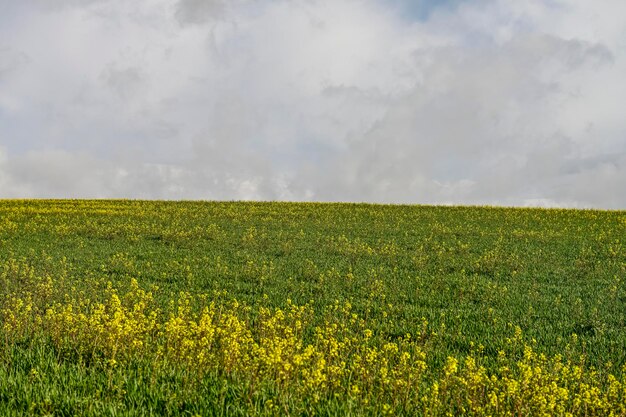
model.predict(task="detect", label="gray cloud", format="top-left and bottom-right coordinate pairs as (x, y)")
top-left (295, 33), bottom-right (617, 205)
top-left (175, 0), bottom-right (227, 25)
top-left (0, 46), bottom-right (28, 80)
top-left (100, 65), bottom-right (146, 100)
top-left (0, 0), bottom-right (625, 208)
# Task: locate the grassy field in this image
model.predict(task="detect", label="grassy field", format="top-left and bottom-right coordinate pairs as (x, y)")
top-left (1, 200), bottom-right (625, 416)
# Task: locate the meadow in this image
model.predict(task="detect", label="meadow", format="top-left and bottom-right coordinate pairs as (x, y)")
top-left (0, 200), bottom-right (625, 416)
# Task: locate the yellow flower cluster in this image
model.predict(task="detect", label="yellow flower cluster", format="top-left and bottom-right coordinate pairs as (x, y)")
top-left (3, 273), bottom-right (626, 415)
top-left (428, 344), bottom-right (626, 416)
top-left (43, 279), bottom-right (159, 360)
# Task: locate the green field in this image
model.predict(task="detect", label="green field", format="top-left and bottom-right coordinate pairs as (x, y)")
top-left (1, 200), bottom-right (625, 416)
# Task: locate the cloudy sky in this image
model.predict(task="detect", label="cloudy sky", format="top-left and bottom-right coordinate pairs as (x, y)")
top-left (0, 0), bottom-right (625, 208)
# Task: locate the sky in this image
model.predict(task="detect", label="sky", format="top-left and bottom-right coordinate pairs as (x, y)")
top-left (0, 0), bottom-right (625, 208)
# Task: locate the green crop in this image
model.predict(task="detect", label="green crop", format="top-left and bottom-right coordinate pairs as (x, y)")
top-left (0, 200), bottom-right (624, 415)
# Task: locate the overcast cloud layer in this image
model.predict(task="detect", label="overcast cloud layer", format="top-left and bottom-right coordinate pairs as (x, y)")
top-left (1, 0), bottom-right (625, 208)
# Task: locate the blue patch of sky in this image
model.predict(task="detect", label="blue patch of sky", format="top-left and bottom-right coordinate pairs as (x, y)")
top-left (383, 0), bottom-right (468, 21)
top-left (431, 155), bottom-right (474, 182)
top-left (0, 2), bottom-right (28, 33)
top-left (0, 113), bottom-right (43, 156)
top-left (273, 136), bottom-right (336, 172)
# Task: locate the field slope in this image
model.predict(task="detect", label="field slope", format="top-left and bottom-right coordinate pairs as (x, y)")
top-left (1, 200), bottom-right (625, 416)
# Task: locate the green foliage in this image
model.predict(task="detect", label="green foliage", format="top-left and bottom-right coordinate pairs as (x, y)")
top-left (0, 200), bottom-right (624, 415)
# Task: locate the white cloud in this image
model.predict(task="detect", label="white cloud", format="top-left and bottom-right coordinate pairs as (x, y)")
top-left (0, 0), bottom-right (625, 207)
